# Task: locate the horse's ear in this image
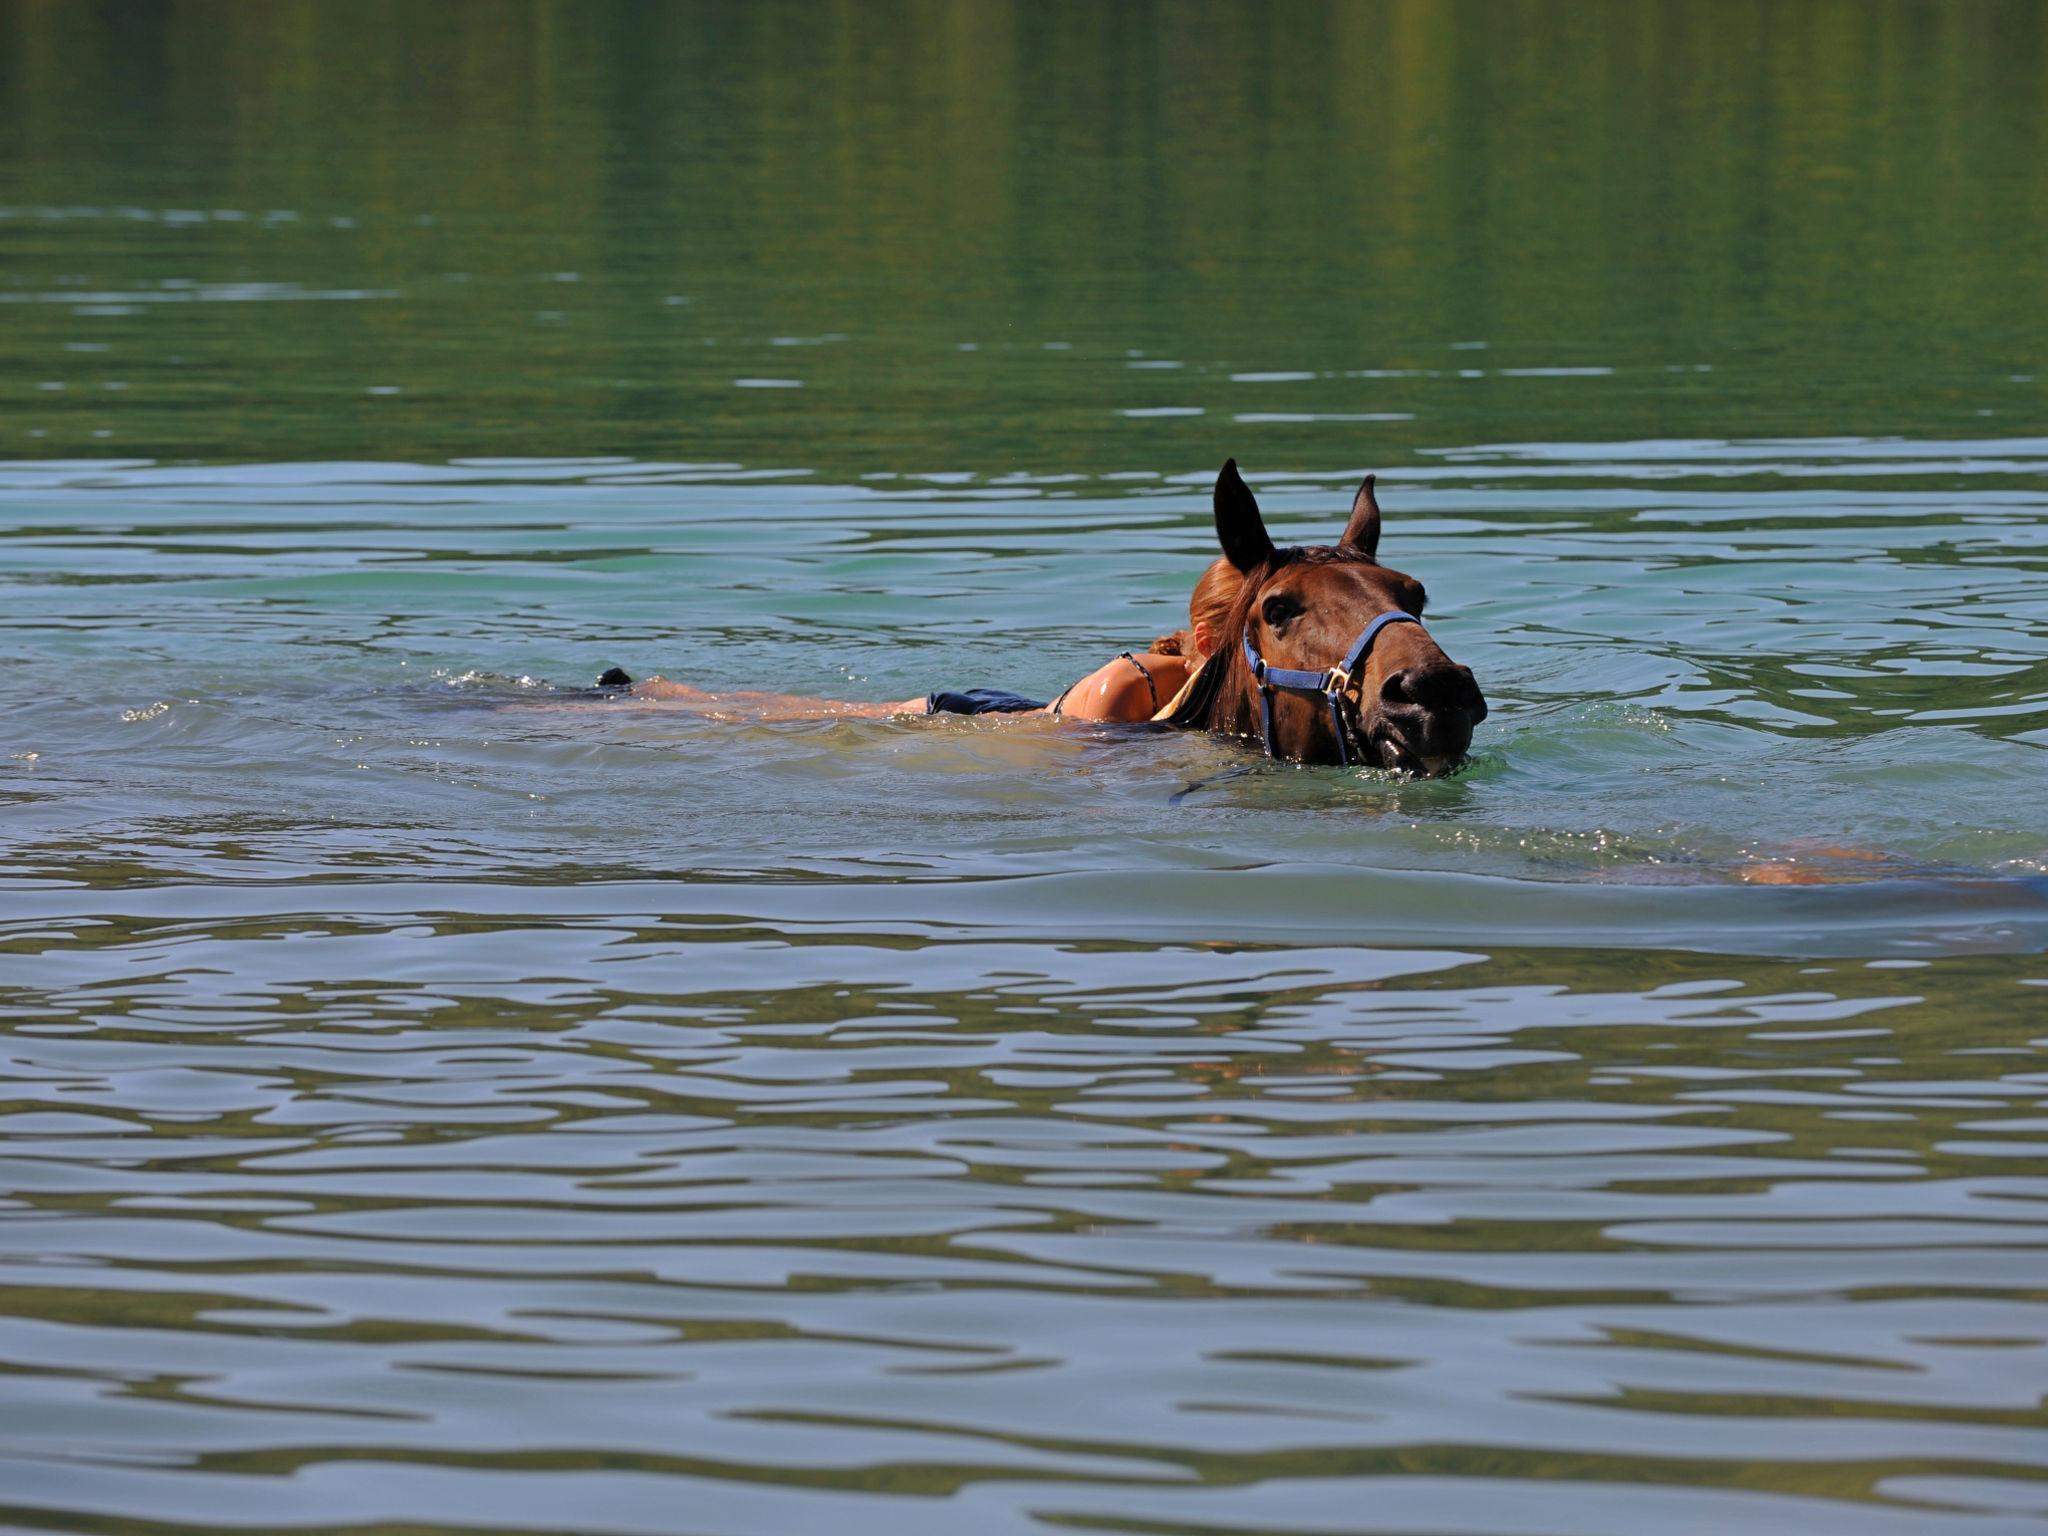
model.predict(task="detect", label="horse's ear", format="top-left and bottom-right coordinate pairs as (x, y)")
top-left (1340, 474), bottom-right (1382, 558)
top-left (1214, 458), bottom-right (1275, 573)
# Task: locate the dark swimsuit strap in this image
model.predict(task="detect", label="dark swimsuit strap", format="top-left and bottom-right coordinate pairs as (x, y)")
top-left (1119, 651), bottom-right (1160, 713)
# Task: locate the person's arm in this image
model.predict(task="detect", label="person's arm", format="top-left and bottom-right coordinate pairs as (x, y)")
top-left (629, 679), bottom-right (924, 718)
top-left (1049, 653), bottom-right (1191, 722)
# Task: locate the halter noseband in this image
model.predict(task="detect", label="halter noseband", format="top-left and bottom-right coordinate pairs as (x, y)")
top-left (1241, 606), bottom-right (1420, 766)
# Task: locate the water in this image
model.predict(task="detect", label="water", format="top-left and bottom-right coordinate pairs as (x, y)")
top-left (4, 5), bottom-right (2048, 1533)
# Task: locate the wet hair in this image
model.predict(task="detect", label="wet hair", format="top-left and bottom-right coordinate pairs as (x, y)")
top-left (1150, 557), bottom-right (1242, 657)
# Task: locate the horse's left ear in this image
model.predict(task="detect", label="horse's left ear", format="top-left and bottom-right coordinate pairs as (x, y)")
top-left (1340, 474), bottom-right (1382, 558)
top-left (1214, 458), bottom-right (1276, 573)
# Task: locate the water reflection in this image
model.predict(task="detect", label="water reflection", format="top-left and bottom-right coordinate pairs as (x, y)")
top-left (2, 1), bottom-right (2044, 467)
top-left (3, 905), bottom-right (2045, 1532)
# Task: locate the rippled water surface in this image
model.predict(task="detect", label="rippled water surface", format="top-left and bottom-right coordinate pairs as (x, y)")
top-left (4, 4), bottom-right (2048, 1534)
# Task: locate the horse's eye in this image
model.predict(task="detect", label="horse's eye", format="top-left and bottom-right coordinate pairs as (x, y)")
top-left (1261, 594), bottom-right (1300, 629)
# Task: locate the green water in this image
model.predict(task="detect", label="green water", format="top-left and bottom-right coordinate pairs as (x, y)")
top-left (6, 0), bottom-right (2046, 469)
top-left (3, 5), bottom-right (2048, 1535)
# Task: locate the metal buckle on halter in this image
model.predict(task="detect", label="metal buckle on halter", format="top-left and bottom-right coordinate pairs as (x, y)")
top-left (1323, 665), bottom-right (1351, 698)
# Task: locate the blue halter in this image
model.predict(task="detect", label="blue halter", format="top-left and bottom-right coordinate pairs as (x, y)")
top-left (1241, 608), bottom-right (1421, 766)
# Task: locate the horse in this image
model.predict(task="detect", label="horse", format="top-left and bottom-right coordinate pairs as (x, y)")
top-left (1169, 459), bottom-right (1487, 774)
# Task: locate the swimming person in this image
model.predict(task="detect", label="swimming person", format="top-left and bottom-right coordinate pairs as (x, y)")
top-left (610, 557), bottom-right (1242, 724)
top-left (1017, 554), bottom-right (1241, 723)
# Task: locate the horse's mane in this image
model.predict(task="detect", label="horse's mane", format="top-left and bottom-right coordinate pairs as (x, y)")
top-left (1159, 646), bottom-right (1229, 730)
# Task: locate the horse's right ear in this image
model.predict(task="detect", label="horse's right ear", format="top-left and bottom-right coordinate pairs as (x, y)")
top-left (1339, 474), bottom-right (1382, 558)
top-left (1214, 458), bottom-right (1275, 573)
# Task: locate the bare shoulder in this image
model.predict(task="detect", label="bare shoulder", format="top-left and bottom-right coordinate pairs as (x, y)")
top-left (1056, 652), bottom-right (1194, 722)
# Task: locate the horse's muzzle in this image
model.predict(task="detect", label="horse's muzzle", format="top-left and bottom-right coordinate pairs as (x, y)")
top-left (1369, 663), bottom-right (1488, 774)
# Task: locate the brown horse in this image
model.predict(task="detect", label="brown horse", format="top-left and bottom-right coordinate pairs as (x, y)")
top-left (1173, 460), bottom-right (1486, 774)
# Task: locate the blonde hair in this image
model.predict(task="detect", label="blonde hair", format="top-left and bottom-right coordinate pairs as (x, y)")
top-left (1151, 557), bottom-right (1242, 657)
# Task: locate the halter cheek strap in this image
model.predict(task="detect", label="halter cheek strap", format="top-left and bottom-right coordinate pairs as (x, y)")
top-left (1242, 609), bottom-right (1420, 766)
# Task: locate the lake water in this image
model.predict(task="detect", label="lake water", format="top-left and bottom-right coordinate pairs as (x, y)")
top-left (3, 4), bottom-right (2047, 1533)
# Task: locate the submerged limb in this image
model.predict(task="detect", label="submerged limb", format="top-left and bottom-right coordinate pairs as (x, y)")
top-left (628, 677), bottom-right (925, 720)
top-left (1735, 844), bottom-right (1900, 885)
top-left (590, 650), bottom-right (1194, 727)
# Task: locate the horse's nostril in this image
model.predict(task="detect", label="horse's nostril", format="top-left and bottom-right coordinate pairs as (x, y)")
top-left (1383, 664), bottom-right (1485, 725)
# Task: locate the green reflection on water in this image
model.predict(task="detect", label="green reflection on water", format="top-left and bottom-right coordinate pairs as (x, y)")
top-left (1, 922), bottom-right (2043, 1517)
top-left (2, 0), bottom-right (2044, 469)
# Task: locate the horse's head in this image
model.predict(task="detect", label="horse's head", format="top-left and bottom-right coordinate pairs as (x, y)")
top-left (1207, 459), bottom-right (1486, 774)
